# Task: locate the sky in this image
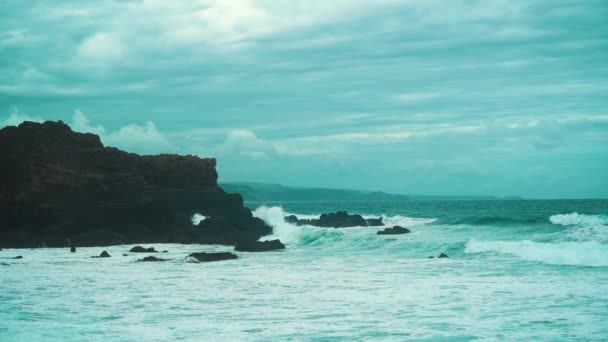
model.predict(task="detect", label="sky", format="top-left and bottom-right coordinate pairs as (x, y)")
top-left (1, 0), bottom-right (607, 199)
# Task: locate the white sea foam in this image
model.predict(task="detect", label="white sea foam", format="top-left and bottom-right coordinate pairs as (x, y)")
top-left (549, 212), bottom-right (608, 243)
top-left (465, 239), bottom-right (608, 267)
top-left (191, 213), bottom-right (207, 225)
top-left (253, 206), bottom-right (301, 244)
top-left (549, 212), bottom-right (607, 226)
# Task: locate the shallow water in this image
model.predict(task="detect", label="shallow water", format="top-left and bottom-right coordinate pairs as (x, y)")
top-left (1, 200), bottom-right (607, 341)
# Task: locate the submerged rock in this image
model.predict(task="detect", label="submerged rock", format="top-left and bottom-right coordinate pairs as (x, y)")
top-left (13, 255), bottom-right (23, 259)
top-left (139, 256), bottom-right (167, 262)
top-left (188, 252), bottom-right (238, 262)
top-left (438, 253), bottom-right (449, 258)
top-left (129, 246), bottom-right (158, 253)
top-left (377, 226), bottom-right (411, 235)
top-left (234, 239), bottom-right (286, 252)
top-left (1, 262), bottom-right (9, 266)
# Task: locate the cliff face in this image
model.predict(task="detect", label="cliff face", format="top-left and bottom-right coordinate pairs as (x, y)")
top-left (0, 121), bottom-right (272, 248)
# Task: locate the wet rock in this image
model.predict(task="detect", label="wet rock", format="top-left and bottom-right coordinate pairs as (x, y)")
top-left (428, 256), bottom-right (435, 259)
top-left (365, 217), bottom-right (384, 226)
top-left (377, 226), bottom-right (411, 235)
top-left (162, 250), bottom-right (168, 253)
top-left (284, 215), bottom-right (299, 224)
top-left (139, 256), bottom-right (167, 262)
top-left (438, 253), bottom-right (449, 258)
top-left (234, 239), bottom-right (286, 252)
top-left (70, 246), bottom-right (76, 253)
top-left (285, 211), bottom-right (370, 228)
top-left (188, 252), bottom-right (238, 262)
top-left (92, 251), bottom-right (111, 258)
top-left (122, 254), bottom-right (129, 256)
top-left (13, 255), bottom-right (23, 259)
top-left (1, 262), bottom-right (9, 266)
top-left (129, 246), bottom-right (158, 253)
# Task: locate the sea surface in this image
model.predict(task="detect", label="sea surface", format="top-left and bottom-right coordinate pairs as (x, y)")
top-left (1, 199), bottom-right (607, 341)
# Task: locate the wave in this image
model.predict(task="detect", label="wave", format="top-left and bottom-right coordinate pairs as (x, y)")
top-left (252, 206), bottom-right (436, 248)
top-left (549, 213), bottom-right (608, 226)
top-left (441, 216), bottom-right (543, 226)
top-left (465, 239), bottom-right (608, 267)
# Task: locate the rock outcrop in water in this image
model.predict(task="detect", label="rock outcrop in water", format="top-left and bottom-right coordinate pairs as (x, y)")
top-left (0, 121), bottom-right (274, 248)
top-left (285, 211), bottom-right (383, 228)
top-left (234, 239), bottom-right (286, 252)
top-left (130, 246), bottom-right (158, 253)
top-left (187, 252), bottom-right (238, 262)
top-left (377, 226), bottom-right (411, 235)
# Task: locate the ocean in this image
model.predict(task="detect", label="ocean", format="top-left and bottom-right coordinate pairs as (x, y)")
top-left (1, 199), bottom-right (607, 341)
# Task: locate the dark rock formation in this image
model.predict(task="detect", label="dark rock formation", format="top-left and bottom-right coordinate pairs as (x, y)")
top-left (70, 246), bottom-right (76, 253)
top-left (92, 251), bottom-right (111, 258)
top-left (235, 239), bottom-right (286, 252)
top-left (0, 121), bottom-right (276, 248)
top-left (365, 218), bottom-right (384, 226)
top-left (188, 252), bottom-right (238, 262)
top-left (285, 211), bottom-right (380, 228)
top-left (129, 246), bottom-right (158, 253)
top-left (139, 256), bottom-right (166, 262)
top-left (13, 255), bottom-right (23, 259)
top-left (377, 226), bottom-right (411, 235)
top-left (438, 253), bottom-right (449, 258)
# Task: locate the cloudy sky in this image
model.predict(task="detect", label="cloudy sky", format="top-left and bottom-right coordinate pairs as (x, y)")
top-left (1, 0), bottom-right (607, 198)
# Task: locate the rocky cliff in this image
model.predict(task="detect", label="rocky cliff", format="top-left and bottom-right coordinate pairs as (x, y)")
top-left (0, 121), bottom-right (273, 248)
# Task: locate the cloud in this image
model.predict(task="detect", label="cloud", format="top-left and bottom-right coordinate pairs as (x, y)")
top-left (78, 32), bottom-right (124, 61)
top-left (1, 108), bottom-right (43, 127)
top-left (392, 92), bottom-right (441, 102)
top-left (1, 109), bottom-right (173, 155)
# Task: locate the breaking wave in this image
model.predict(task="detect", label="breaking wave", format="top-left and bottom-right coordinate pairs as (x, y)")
top-left (465, 239), bottom-right (608, 267)
top-left (549, 213), bottom-right (608, 226)
top-left (252, 206), bottom-right (435, 248)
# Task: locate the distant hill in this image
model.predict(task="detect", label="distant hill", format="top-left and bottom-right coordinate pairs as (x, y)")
top-left (220, 182), bottom-right (409, 202)
top-left (220, 182), bottom-right (508, 202)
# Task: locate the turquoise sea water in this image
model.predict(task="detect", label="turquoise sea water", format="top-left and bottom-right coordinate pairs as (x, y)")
top-left (1, 200), bottom-right (607, 341)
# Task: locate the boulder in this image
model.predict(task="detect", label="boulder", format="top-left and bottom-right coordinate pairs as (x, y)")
top-left (377, 226), bottom-right (411, 235)
top-left (188, 252), bottom-right (238, 262)
top-left (13, 255), bottom-right (23, 259)
top-left (93, 251), bottom-right (111, 258)
top-left (438, 253), bottom-right (449, 258)
top-left (70, 246), bottom-right (76, 253)
top-left (139, 256), bottom-right (167, 262)
top-left (129, 246), bottom-right (158, 253)
top-left (234, 239), bottom-right (286, 252)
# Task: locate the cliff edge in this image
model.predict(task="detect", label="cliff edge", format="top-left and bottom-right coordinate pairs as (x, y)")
top-left (0, 121), bottom-right (273, 248)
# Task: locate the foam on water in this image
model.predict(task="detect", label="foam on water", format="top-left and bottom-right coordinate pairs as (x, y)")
top-left (465, 239), bottom-right (608, 267)
top-left (549, 212), bottom-right (608, 226)
top-left (253, 205), bottom-right (436, 249)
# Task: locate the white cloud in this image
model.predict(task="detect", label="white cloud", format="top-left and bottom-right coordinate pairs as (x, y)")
top-left (78, 32), bottom-right (124, 61)
top-left (104, 121), bottom-right (172, 153)
top-left (70, 110), bottom-right (106, 135)
top-left (1, 109), bottom-right (43, 127)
